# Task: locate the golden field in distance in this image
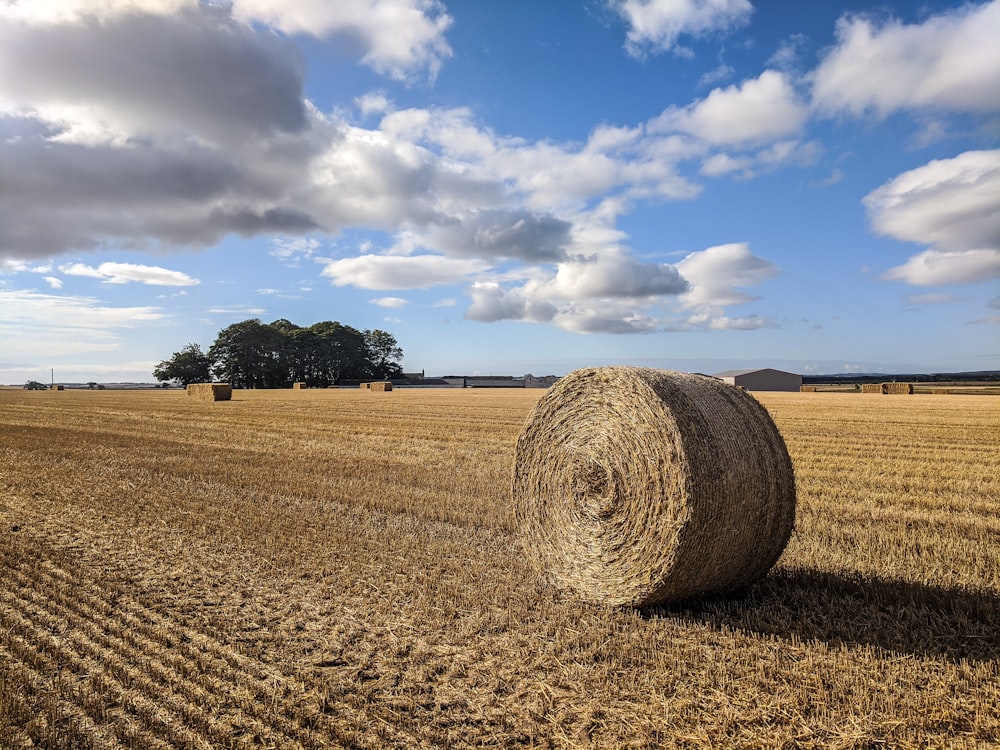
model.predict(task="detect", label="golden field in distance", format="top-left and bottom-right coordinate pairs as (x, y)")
top-left (1, 387), bottom-right (998, 748)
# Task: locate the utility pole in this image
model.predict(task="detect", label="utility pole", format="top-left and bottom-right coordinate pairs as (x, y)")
top-left (51, 368), bottom-right (54, 388)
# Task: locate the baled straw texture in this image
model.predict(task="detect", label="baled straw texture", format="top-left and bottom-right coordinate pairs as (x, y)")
top-left (511, 367), bottom-right (795, 607)
top-left (187, 383), bottom-right (232, 402)
top-left (799, 385), bottom-right (817, 392)
top-left (881, 382), bottom-right (913, 395)
top-left (370, 381), bottom-right (393, 392)
top-left (861, 383), bottom-right (882, 393)
top-left (293, 382), bottom-right (307, 390)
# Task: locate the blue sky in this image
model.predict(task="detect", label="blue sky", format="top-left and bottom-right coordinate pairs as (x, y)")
top-left (1, 0), bottom-right (998, 383)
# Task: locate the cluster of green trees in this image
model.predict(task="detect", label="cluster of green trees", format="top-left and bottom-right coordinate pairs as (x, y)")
top-left (153, 319), bottom-right (404, 389)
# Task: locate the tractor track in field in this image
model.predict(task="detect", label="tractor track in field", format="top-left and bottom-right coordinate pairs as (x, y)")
top-left (0, 537), bottom-right (424, 749)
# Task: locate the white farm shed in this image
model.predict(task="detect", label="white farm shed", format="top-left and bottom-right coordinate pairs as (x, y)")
top-left (714, 368), bottom-right (802, 392)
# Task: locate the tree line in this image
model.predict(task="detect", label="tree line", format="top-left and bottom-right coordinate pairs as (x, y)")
top-left (154, 319), bottom-right (404, 389)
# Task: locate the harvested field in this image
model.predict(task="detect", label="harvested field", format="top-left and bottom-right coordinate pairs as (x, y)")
top-left (1, 388), bottom-right (999, 748)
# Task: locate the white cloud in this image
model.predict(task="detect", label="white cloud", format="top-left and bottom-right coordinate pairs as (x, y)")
top-left (1, 260), bottom-right (52, 274)
top-left (370, 296), bottom-right (408, 308)
top-left (653, 70), bottom-right (808, 146)
top-left (356, 91), bottom-right (392, 117)
top-left (812, 2), bottom-right (1000, 116)
top-left (675, 242), bottom-right (780, 308)
top-left (43, 276), bottom-right (63, 289)
top-left (699, 153), bottom-right (753, 177)
top-left (230, 0), bottom-right (453, 80)
top-left (555, 302), bottom-right (660, 334)
top-left (680, 311), bottom-right (772, 330)
top-left (0, 289), bottom-right (167, 357)
top-left (697, 63), bottom-right (734, 88)
top-left (864, 149), bottom-right (1000, 252)
top-left (270, 237), bottom-right (321, 267)
top-left (611, 0), bottom-right (753, 57)
top-left (321, 254), bottom-right (486, 290)
top-left (0, 0), bottom-right (192, 25)
top-left (206, 305), bottom-right (268, 315)
top-left (883, 249), bottom-right (1000, 287)
top-left (864, 149), bottom-right (1000, 286)
top-left (0, 0), bottom-right (452, 82)
top-left (767, 33), bottom-right (808, 72)
top-left (60, 262), bottom-right (199, 286)
top-left (699, 139), bottom-right (819, 178)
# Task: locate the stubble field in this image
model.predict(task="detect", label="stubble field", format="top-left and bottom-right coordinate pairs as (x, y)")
top-left (0, 386), bottom-right (998, 749)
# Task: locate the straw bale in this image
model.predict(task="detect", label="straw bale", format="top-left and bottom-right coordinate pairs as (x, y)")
top-left (50, 385), bottom-right (64, 391)
top-left (370, 381), bottom-right (393, 392)
top-left (293, 382), bottom-right (307, 390)
top-left (360, 383), bottom-right (371, 390)
top-left (860, 383), bottom-right (882, 393)
top-left (799, 385), bottom-right (817, 392)
top-left (187, 383), bottom-right (232, 402)
top-left (881, 382), bottom-right (913, 395)
top-left (932, 388), bottom-right (950, 395)
top-left (511, 367), bottom-right (796, 607)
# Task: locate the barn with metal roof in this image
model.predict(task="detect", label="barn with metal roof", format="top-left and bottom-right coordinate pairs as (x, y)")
top-left (713, 368), bottom-right (802, 392)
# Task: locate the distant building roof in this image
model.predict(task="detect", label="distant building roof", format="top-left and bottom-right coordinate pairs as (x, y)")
top-left (713, 368), bottom-right (799, 378)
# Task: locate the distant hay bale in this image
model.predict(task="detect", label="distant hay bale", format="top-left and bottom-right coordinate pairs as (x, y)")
top-left (932, 388), bottom-right (950, 395)
top-left (881, 382), bottom-right (913, 395)
top-left (799, 385), bottom-right (817, 392)
top-left (187, 383), bottom-right (232, 402)
top-left (511, 367), bottom-right (796, 607)
top-left (360, 383), bottom-right (371, 390)
top-left (861, 384), bottom-right (882, 393)
top-left (370, 381), bottom-right (393, 392)
top-left (50, 385), bottom-right (64, 391)
top-left (293, 382), bottom-right (307, 390)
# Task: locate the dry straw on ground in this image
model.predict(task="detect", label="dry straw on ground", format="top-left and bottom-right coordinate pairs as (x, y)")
top-left (370, 382), bottom-right (393, 392)
top-left (861, 384), bottom-right (882, 393)
top-left (882, 382), bottom-right (914, 395)
top-left (187, 383), bottom-right (232, 402)
top-left (511, 367), bottom-right (796, 607)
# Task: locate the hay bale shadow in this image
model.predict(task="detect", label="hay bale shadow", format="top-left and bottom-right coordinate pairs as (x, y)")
top-left (642, 567), bottom-right (1000, 663)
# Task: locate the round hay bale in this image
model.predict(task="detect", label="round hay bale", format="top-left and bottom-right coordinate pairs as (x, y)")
top-left (511, 367), bottom-right (795, 607)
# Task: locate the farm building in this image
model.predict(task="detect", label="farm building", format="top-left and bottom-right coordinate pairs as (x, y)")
top-left (442, 376), bottom-right (527, 388)
top-left (713, 368), bottom-right (802, 392)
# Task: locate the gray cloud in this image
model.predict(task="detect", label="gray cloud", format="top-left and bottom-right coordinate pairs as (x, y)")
top-left (465, 283), bottom-right (557, 324)
top-left (0, 125), bottom-right (316, 255)
top-left (421, 211), bottom-right (572, 262)
top-left (0, 6), bottom-right (308, 143)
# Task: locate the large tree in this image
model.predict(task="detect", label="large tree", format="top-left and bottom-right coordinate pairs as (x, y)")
top-left (153, 343), bottom-right (212, 386)
top-left (365, 329), bottom-right (404, 379)
top-left (208, 319), bottom-right (286, 389)
top-left (180, 318), bottom-right (404, 389)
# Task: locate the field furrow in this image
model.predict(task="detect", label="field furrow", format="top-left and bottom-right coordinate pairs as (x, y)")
top-left (0, 538), bottom-right (428, 749)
